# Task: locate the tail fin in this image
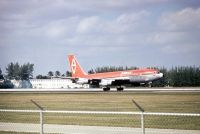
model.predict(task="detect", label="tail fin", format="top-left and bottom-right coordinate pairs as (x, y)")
top-left (68, 55), bottom-right (87, 78)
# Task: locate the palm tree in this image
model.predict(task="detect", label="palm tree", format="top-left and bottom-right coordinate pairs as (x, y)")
top-left (48, 71), bottom-right (54, 77)
top-left (55, 71), bottom-right (61, 77)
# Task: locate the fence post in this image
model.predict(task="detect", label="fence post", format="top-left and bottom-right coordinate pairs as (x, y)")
top-left (141, 112), bottom-right (145, 134)
top-left (40, 110), bottom-right (44, 134)
top-left (132, 99), bottom-right (145, 134)
top-left (31, 100), bottom-right (44, 134)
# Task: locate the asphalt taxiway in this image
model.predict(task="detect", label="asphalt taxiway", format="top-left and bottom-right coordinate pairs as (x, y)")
top-left (0, 122), bottom-right (200, 134)
top-left (0, 87), bottom-right (200, 93)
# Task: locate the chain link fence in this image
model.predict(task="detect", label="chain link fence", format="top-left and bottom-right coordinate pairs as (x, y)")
top-left (0, 109), bottom-right (200, 134)
top-left (0, 110), bottom-right (39, 134)
top-left (143, 112), bottom-right (200, 134)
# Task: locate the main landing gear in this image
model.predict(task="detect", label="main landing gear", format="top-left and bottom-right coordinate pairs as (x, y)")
top-left (103, 87), bottom-right (124, 91)
top-left (103, 87), bottom-right (110, 91)
top-left (117, 86), bottom-right (124, 91)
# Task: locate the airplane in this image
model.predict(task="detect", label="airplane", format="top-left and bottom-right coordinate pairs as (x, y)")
top-left (68, 55), bottom-right (163, 91)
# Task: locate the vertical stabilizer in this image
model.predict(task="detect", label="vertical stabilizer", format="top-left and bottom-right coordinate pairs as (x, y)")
top-left (68, 55), bottom-right (87, 78)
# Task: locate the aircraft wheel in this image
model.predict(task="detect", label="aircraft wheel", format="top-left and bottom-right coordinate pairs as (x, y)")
top-left (117, 87), bottom-right (124, 91)
top-left (103, 87), bottom-right (110, 91)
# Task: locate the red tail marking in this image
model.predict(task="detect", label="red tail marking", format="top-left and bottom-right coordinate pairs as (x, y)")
top-left (68, 55), bottom-right (87, 78)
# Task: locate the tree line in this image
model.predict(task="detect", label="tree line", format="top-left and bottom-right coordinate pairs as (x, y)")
top-left (0, 62), bottom-right (34, 80)
top-left (36, 71), bottom-right (72, 79)
top-left (5, 62), bottom-right (34, 80)
top-left (88, 66), bottom-right (200, 87)
top-left (0, 62), bottom-right (72, 80)
top-left (0, 62), bottom-right (34, 88)
top-left (88, 66), bottom-right (138, 74)
top-left (1, 62), bottom-right (200, 87)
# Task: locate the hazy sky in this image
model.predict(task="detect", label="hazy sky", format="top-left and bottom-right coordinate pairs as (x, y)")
top-left (0, 0), bottom-right (200, 76)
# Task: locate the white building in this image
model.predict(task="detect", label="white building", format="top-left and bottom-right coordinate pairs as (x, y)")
top-left (30, 79), bottom-right (89, 89)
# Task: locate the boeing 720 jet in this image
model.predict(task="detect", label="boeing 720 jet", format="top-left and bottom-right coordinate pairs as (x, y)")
top-left (68, 55), bottom-right (163, 91)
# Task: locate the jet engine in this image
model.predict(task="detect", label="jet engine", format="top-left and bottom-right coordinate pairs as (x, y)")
top-left (99, 79), bottom-right (113, 86)
top-left (76, 78), bottom-right (89, 84)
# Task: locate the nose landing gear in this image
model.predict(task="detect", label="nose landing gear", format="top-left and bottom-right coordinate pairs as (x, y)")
top-left (148, 82), bottom-right (152, 87)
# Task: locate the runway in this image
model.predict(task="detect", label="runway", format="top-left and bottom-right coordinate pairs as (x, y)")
top-left (0, 87), bottom-right (200, 93)
top-left (0, 122), bottom-right (200, 134)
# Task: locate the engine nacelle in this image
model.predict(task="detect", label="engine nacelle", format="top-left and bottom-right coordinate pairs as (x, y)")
top-left (76, 78), bottom-right (89, 84)
top-left (100, 79), bottom-right (113, 86)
